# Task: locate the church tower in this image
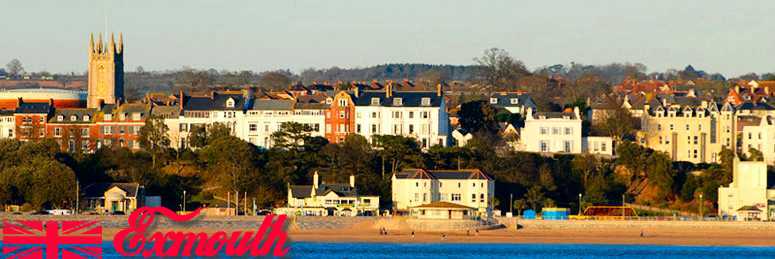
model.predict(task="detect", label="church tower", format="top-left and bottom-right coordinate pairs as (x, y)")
top-left (88, 32), bottom-right (124, 108)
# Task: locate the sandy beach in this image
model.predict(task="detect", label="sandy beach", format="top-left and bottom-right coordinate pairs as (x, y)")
top-left (3, 215), bottom-right (775, 246)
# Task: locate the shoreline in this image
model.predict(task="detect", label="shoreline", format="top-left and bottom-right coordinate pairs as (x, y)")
top-left (3, 215), bottom-right (775, 247)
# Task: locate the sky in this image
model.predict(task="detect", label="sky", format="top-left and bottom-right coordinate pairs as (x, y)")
top-left (1, 0), bottom-right (773, 77)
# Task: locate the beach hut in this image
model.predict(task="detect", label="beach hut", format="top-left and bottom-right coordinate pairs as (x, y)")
top-left (523, 209), bottom-right (537, 219)
top-left (542, 208), bottom-right (569, 220)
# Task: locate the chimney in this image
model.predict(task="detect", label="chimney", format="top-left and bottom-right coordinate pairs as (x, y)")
top-left (735, 85), bottom-right (740, 94)
top-left (353, 84), bottom-right (360, 98)
top-left (210, 91), bottom-right (216, 100)
top-left (436, 83), bottom-right (443, 97)
top-left (349, 174), bottom-right (355, 188)
top-left (573, 106), bottom-right (580, 118)
top-left (313, 171), bottom-right (319, 189)
top-left (178, 89), bottom-right (184, 111)
top-left (385, 81), bottom-right (393, 98)
top-left (16, 97), bottom-right (22, 107)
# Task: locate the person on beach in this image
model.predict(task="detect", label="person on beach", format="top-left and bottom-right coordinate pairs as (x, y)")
top-left (441, 233), bottom-right (447, 240)
top-left (411, 231), bottom-right (415, 239)
top-left (475, 229), bottom-right (479, 236)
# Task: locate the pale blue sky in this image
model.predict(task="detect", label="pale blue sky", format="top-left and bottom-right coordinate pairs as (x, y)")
top-left (1, 0), bottom-right (773, 77)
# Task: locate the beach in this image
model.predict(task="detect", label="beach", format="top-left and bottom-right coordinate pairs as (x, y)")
top-left (3, 215), bottom-right (775, 246)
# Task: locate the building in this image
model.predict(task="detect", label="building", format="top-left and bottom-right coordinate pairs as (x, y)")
top-left (0, 110), bottom-right (14, 138)
top-left (582, 136), bottom-right (614, 156)
top-left (638, 99), bottom-right (735, 164)
top-left (741, 115), bottom-right (775, 165)
top-left (410, 201), bottom-right (478, 220)
top-left (325, 91), bottom-right (356, 143)
top-left (87, 33), bottom-right (124, 109)
top-left (717, 159), bottom-right (775, 221)
top-left (0, 88), bottom-right (86, 110)
top-left (278, 171), bottom-right (379, 216)
top-left (353, 83), bottom-right (449, 149)
top-left (521, 107), bottom-right (583, 154)
top-left (391, 168), bottom-right (494, 218)
top-left (82, 182), bottom-right (144, 215)
top-left (487, 92), bottom-right (536, 115)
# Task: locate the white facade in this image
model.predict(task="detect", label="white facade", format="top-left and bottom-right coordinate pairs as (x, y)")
top-left (236, 102), bottom-right (325, 148)
top-left (521, 107), bottom-right (583, 154)
top-left (718, 159), bottom-right (775, 221)
top-left (741, 115), bottom-right (775, 165)
top-left (391, 169), bottom-right (494, 218)
top-left (582, 136), bottom-right (614, 156)
top-left (0, 113), bottom-right (14, 138)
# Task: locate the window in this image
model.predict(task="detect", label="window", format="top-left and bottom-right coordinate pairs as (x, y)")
top-left (564, 127), bottom-right (572, 135)
top-left (480, 194), bottom-right (485, 203)
top-left (510, 98), bottom-right (519, 104)
top-left (356, 124), bottom-right (361, 133)
top-left (338, 99), bottom-right (347, 107)
top-left (225, 98), bottom-right (235, 108)
top-left (132, 113), bottom-right (142, 120)
top-left (552, 127), bottom-right (559, 135)
top-left (423, 193), bottom-right (427, 202)
top-left (371, 124), bottom-right (377, 133)
top-left (669, 124), bottom-right (674, 130)
top-left (451, 194), bottom-right (461, 201)
top-left (57, 115), bottom-right (64, 121)
top-left (54, 127), bottom-right (62, 137)
top-left (409, 124), bottom-right (414, 134)
top-left (540, 141), bottom-right (548, 152)
top-left (422, 112), bottom-right (429, 119)
top-left (564, 141), bottom-right (571, 152)
top-left (489, 98), bottom-right (497, 104)
top-left (103, 126), bottom-right (112, 135)
top-left (540, 127), bottom-right (548, 135)
top-left (409, 112), bottom-right (414, 119)
top-left (657, 124), bottom-right (662, 130)
top-left (472, 194), bottom-right (476, 203)
top-left (104, 114), bottom-right (112, 121)
top-left (693, 136), bottom-right (698, 145)
top-left (370, 98), bottom-right (380, 106)
top-left (685, 124), bottom-right (689, 131)
top-left (83, 115), bottom-right (90, 121)
top-left (249, 124), bottom-right (257, 132)
top-left (339, 111), bottom-right (345, 119)
top-left (70, 115), bottom-right (77, 121)
top-left (81, 128), bottom-right (89, 137)
top-left (371, 112), bottom-right (378, 118)
top-left (421, 97), bottom-right (431, 106)
top-left (392, 111), bottom-right (402, 119)
top-left (659, 136), bottom-right (663, 144)
top-left (393, 98), bottom-right (402, 106)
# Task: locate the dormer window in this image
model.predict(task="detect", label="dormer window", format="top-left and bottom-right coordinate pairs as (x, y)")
top-left (490, 98), bottom-right (498, 104)
top-left (83, 115), bottom-right (90, 121)
top-left (326, 98), bottom-right (333, 105)
top-left (104, 114), bottom-right (112, 121)
top-left (421, 97), bottom-right (431, 106)
top-left (510, 98), bottom-right (519, 104)
top-left (57, 115), bottom-right (64, 122)
top-left (393, 98), bottom-right (403, 106)
top-left (70, 115), bottom-right (77, 121)
top-left (370, 98), bottom-right (380, 106)
top-left (338, 99), bottom-right (347, 107)
top-left (225, 98), bottom-right (235, 108)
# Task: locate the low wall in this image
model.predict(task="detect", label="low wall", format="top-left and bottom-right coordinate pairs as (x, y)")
top-left (495, 217), bottom-right (775, 231)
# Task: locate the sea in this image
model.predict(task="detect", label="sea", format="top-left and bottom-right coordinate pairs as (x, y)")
top-left (1, 242), bottom-right (766, 258)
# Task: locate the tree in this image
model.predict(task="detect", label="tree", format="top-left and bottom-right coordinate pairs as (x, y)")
top-left (258, 71), bottom-right (292, 90)
top-left (457, 100), bottom-right (499, 135)
top-left (473, 48), bottom-right (528, 88)
top-left (525, 186), bottom-right (545, 210)
top-left (599, 96), bottom-right (638, 141)
top-left (138, 116), bottom-right (170, 168)
top-left (747, 148), bottom-right (764, 161)
top-left (6, 59), bottom-right (24, 78)
top-left (270, 122), bottom-right (314, 150)
top-left (373, 135), bottom-right (422, 177)
top-left (188, 123), bottom-right (232, 148)
top-left (136, 66), bottom-right (145, 74)
top-left (514, 198), bottom-right (527, 216)
top-left (415, 69), bottom-right (446, 89)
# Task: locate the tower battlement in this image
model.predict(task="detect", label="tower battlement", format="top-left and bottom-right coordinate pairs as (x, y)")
top-left (87, 32), bottom-right (124, 108)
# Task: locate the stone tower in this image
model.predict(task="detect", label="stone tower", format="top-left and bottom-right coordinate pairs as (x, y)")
top-left (88, 32), bottom-right (124, 108)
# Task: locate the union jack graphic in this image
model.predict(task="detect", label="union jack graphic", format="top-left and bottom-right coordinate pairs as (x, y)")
top-left (3, 220), bottom-right (102, 259)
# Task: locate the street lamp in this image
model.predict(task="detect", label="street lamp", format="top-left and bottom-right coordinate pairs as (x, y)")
top-left (578, 193), bottom-right (583, 216)
top-left (510, 193), bottom-right (513, 216)
top-left (182, 190), bottom-right (187, 213)
top-left (622, 194), bottom-right (626, 220)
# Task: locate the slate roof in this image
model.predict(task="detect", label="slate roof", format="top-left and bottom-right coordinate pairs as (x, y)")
top-left (251, 99), bottom-right (294, 110)
top-left (0, 110), bottom-right (15, 116)
top-left (82, 182), bottom-right (141, 198)
top-left (183, 93), bottom-right (247, 111)
top-left (48, 108), bottom-right (97, 123)
top-left (737, 101), bottom-right (775, 111)
top-left (150, 105), bottom-right (180, 118)
top-left (289, 183), bottom-right (357, 199)
top-left (533, 111), bottom-right (579, 120)
top-left (395, 169), bottom-right (492, 180)
top-left (354, 90), bottom-right (442, 107)
top-left (15, 102), bottom-right (51, 114)
top-left (488, 92), bottom-right (537, 110)
top-left (291, 185), bottom-right (314, 198)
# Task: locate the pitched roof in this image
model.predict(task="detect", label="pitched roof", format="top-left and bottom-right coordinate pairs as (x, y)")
top-left (15, 102), bottom-right (50, 114)
top-left (395, 169), bottom-right (492, 180)
top-left (48, 108), bottom-right (97, 123)
top-left (354, 90), bottom-right (442, 107)
top-left (251, 99), bottom-right (294, 110)
top-left (291, 185), bottom-right (313, 198)
top-left (183, 93), bottom-right (247, 111)
top-left (82, 182), bottom-right (141, 198)
top-left (488, 92), bottom-right (537, 110)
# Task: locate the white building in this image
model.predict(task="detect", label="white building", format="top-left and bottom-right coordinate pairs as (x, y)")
top-left (521, 107), bottom-right (583, 154)
top-left (353, 84), bottom-right (449, 149)
top-left (741, 115), bottom-right (775, 165)
top-left (718, 159), bottom-right (775, 221)
top-left (0, 110), bottom-right (14, 138)
top-left (391, 168), bottom-right (494, 219)
top-left (278, 171), bottom-right (380, 216)
top-left (582, 136), bottom-right (614, 156)
top-left (236, 99), bottom-right (326, 148)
